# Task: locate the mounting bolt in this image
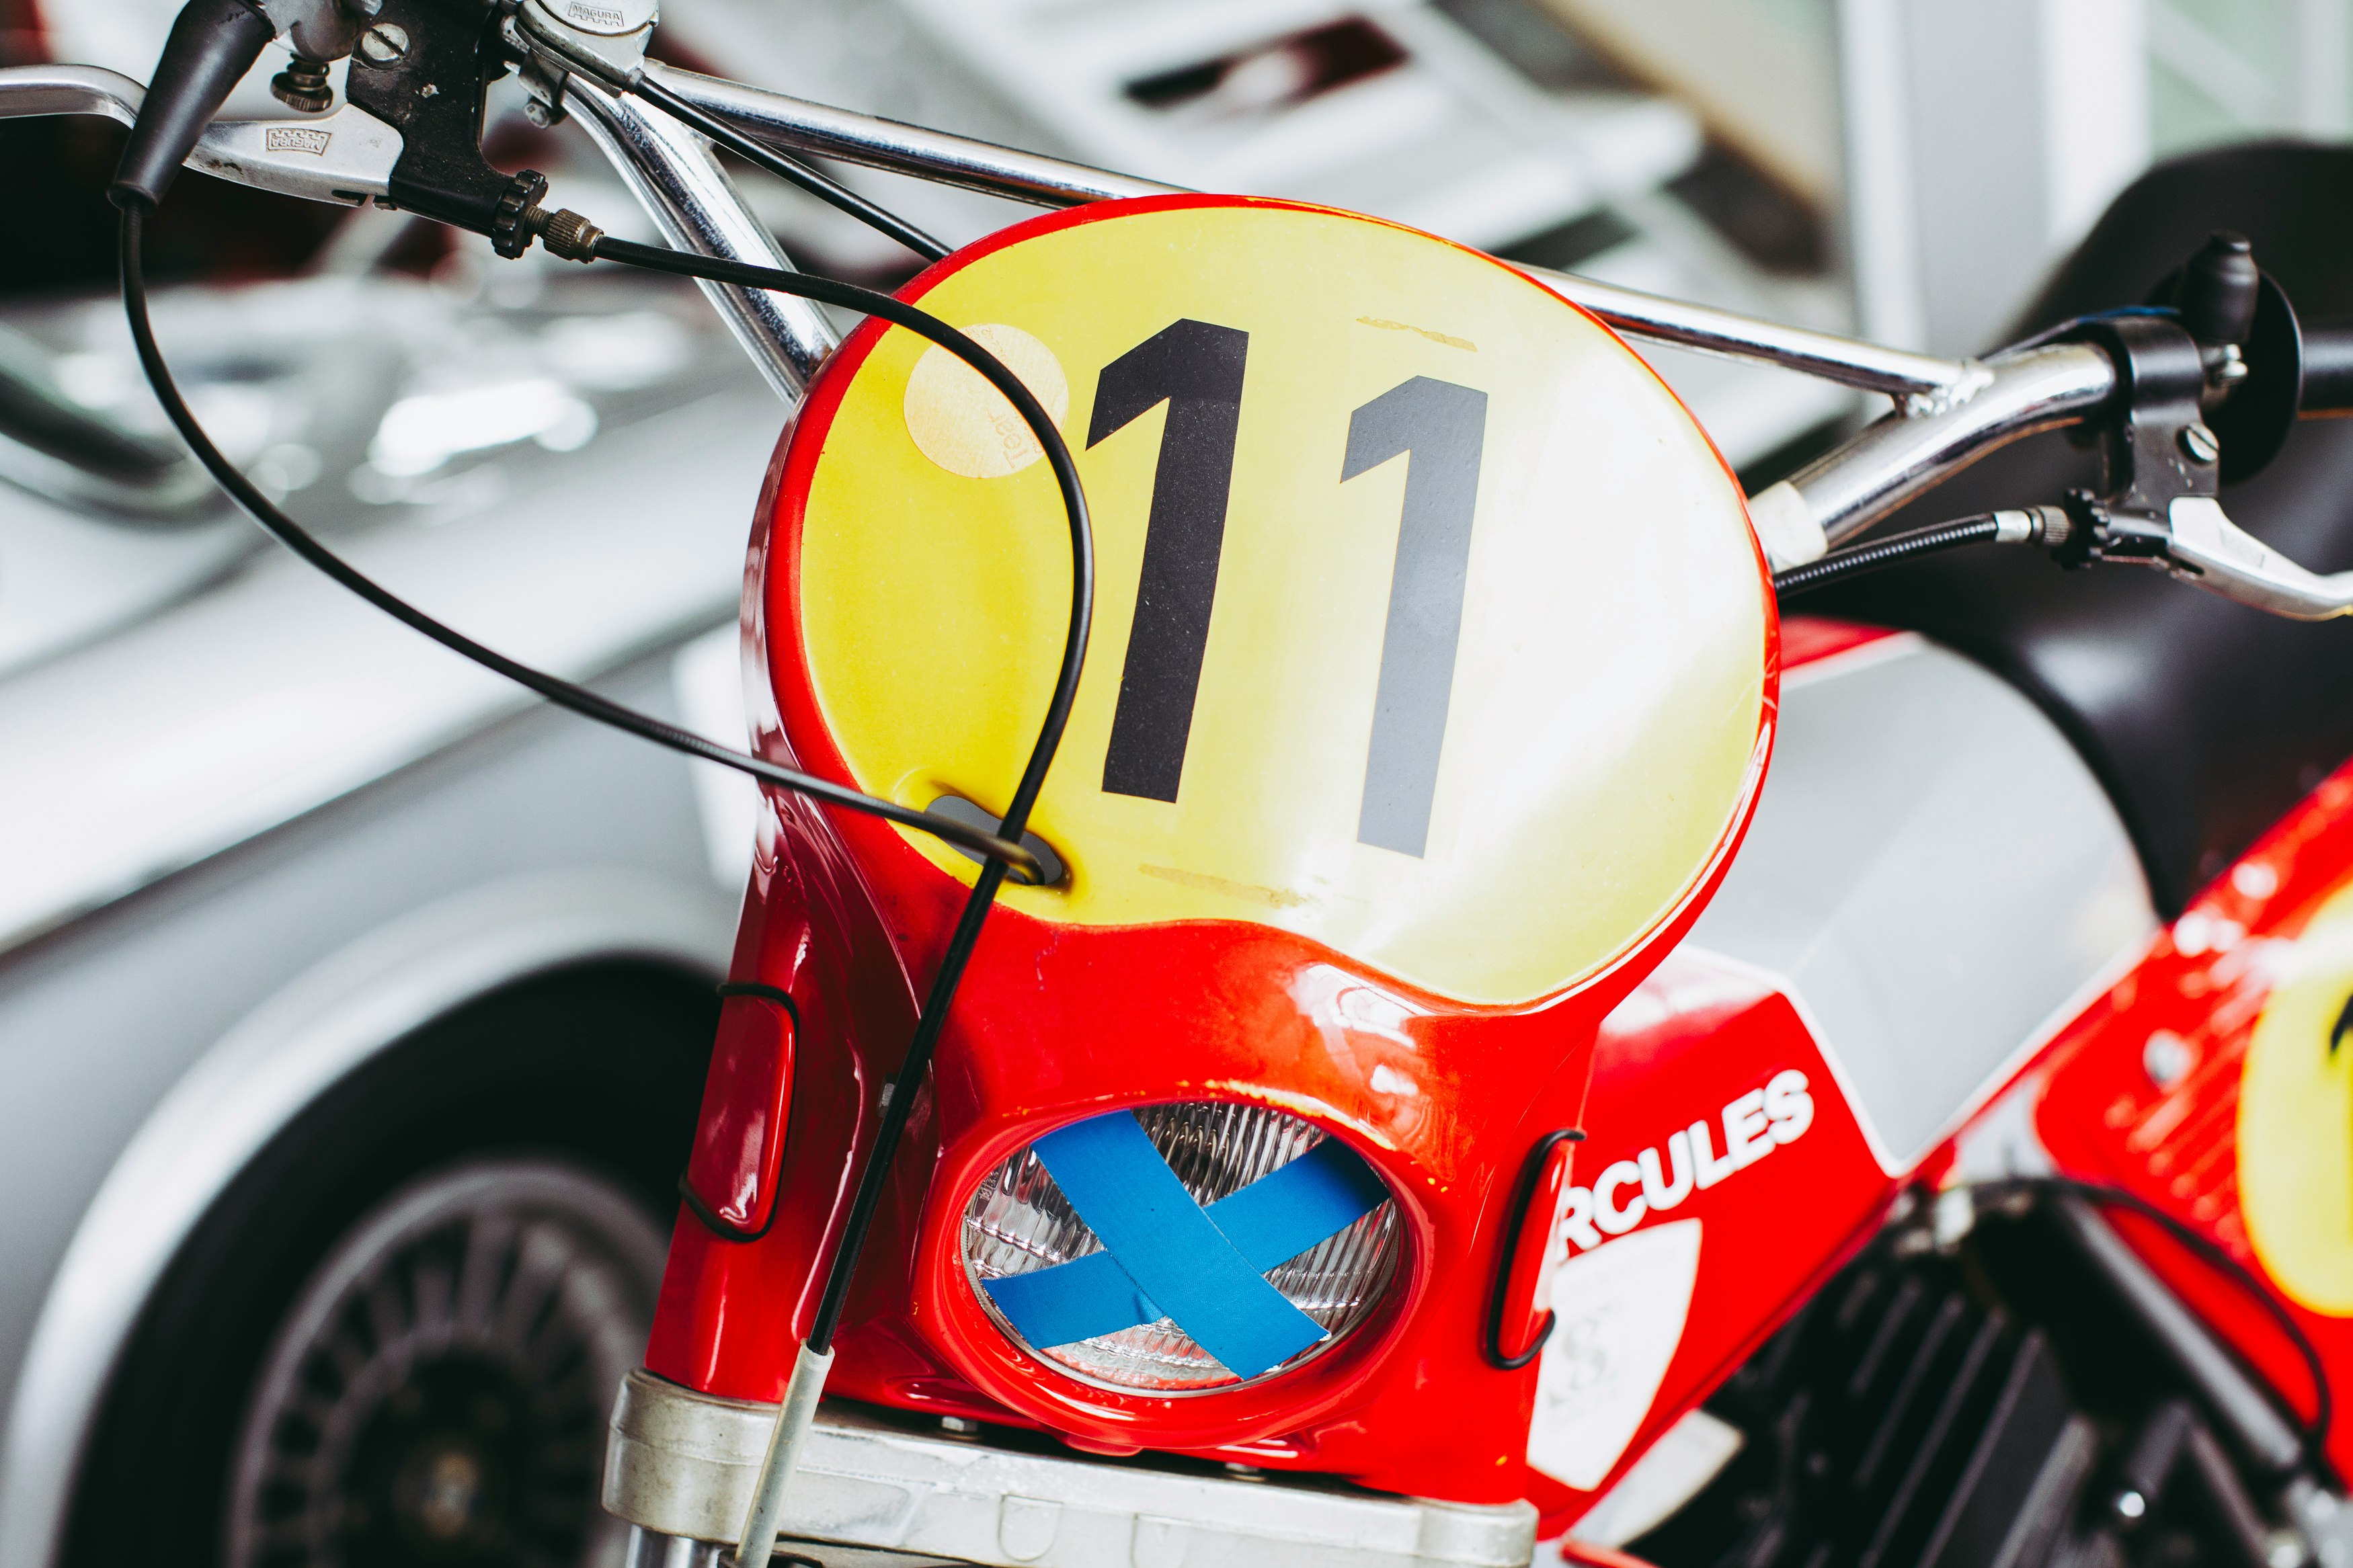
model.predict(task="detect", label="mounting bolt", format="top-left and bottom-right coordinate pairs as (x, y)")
top-left (2180, 423), bottom-right (2221, 466)
top-left (356, 21), bottom-right (410, 65)
top-left (270, 54), bottom-right (333, 112)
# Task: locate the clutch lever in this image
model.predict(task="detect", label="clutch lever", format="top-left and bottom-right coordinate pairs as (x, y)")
top-left (0, 64), bottom-right (402, 208)
top-left (186, 104), bottom-right (403, 206)
top-left (2038, 280), bottom-right (2353, 622)
top-left (2148, 497), bottom-right (2353, 620)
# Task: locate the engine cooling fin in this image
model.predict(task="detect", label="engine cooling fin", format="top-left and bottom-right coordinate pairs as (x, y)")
top-left (1625, 1210), bottom-right (2287, 1568)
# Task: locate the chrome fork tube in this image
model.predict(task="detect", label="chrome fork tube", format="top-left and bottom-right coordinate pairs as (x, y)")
top-left (567, 78), bottom-right (838, 403)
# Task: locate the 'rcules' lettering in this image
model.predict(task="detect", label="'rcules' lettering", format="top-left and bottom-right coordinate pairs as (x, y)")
top-left (1558, 1070), bottom-right (1817, 1251)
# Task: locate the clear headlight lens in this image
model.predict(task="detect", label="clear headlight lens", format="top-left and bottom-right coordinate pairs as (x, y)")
top-left (960, 1102), bottom-right (1400, 1393)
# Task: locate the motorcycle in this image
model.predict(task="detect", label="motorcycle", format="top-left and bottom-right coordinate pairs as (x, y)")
top-left (15, 3), bottom-right (2353, 1565)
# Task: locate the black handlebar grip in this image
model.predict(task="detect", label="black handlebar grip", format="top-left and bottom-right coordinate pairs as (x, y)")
top-left (2173, 231), bottom-right (2262, 347)
top-left (2301, 319), bottom-right (2353, 415)
top-left (108, 0), bottom-right (277, 212)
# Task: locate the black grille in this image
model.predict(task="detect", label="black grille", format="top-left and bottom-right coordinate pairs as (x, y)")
top-left (1625, 1201), bottom-right (2299, 1568)
top-left (1633, 1247), bottom-right (2093, 1568)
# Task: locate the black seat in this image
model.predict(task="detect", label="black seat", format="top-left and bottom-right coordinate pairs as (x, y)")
top-left (1804, 142), bottom-right (2353, 915)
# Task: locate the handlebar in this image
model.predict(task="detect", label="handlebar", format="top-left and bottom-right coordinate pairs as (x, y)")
top-left (1755, 344), bottom-right (2116, 557)
top-left (8, 5), bottom-right (2353, 624)
top-left (2301, 320), bottom-right (2353, 415)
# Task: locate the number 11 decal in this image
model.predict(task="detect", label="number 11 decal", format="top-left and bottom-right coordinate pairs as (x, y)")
top-left (1088, 330), bottom-right (1485, 856)
top-left (1343, 377), bottom-right (1488, 858)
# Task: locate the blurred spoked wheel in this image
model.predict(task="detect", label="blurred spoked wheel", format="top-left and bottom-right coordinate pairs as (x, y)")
top-left (60, 966), bottom-right (715, 1568)
top-left (225, 1159), bottom-right (664, 1568)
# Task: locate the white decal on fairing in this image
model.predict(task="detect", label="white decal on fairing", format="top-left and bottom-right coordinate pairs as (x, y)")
top-left (1527, 1218), bottom-right (1703, 1491)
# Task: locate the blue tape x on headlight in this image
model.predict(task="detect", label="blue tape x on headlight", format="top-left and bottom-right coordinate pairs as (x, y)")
top-left (980, 1110), bottom-right (1389, 1380)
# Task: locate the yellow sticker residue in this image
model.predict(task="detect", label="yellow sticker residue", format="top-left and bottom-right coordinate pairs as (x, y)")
top-left (902, 322), bottom-right (1071, 479)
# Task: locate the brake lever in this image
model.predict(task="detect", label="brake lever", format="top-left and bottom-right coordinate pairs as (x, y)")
top-left (2155, 496), bottom-right (2353, 620)
top-left (192, 103), bottom-right (403, 205)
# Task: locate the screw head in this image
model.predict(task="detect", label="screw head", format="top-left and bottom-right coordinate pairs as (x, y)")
top-left (358, 21), bottom-right (411, 65)
top-left (2180, 422), bottom-right (2222, 465)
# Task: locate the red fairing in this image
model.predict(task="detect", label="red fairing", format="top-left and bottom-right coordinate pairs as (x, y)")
top-left (1778, 616), bottom-right (1901, 670)
top-left (1513, 641), bottom-right (2353, 1533)
top-left (1526, 948), bottom-right (1895, 1535)
top-left (648, 195), bottom-right (1782, 1505)
top-left (643, 544), bottom-right (1772, 1498)
top-left (2033, 761), bottom-right (2353, 1473)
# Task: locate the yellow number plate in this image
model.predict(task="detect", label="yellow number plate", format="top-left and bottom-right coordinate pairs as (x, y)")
top-left (774, 196), bottom-right (1773, 1005)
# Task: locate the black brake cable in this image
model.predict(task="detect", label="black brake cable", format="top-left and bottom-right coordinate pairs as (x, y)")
top-left (1772, 507), bottom-right (2071, 602)
top-left (114, 206), bottom-right (1047, 881)
top-left (119, 198), bottom-right (1096, 1366)
top-left (627, 71), bottom-right (951, 264)
top-left (579, 235), bottom-right (1096, 1353)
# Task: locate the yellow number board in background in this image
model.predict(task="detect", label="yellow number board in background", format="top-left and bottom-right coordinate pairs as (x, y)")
top-left (780, 197), bottom-right (1773, 1007)
top-left (2241, 878), bottom-right (2353, 1313)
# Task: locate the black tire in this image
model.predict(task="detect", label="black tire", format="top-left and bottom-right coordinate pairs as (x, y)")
top-left (63, 962), bottom-right (717, 1568)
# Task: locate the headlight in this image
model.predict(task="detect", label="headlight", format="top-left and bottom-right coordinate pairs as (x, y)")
top-left (960, 1102), bottom-right (1400, 1393)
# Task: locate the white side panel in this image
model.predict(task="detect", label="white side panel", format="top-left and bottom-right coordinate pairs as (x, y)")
top-left (1689, 638), bottom-right (2155, 1168)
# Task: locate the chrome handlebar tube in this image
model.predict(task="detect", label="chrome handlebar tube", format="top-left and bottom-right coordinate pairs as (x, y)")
top-left (631, 65), bottom-right (1990, 405)
top-left (0, 63), bottom-right (144, 124)
top-left (1753, 344), bottom-right (2118, 558)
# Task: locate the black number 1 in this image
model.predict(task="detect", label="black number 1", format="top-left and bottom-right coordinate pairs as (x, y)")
top-left (1343, 377), bottom-right (1488, 857)
top-left (1088, 319), bottom-right (1251, 802)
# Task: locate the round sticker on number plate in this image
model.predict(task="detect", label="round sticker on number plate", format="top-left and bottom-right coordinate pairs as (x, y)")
top-left (770, 196), bottom-right (1773, 1006)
